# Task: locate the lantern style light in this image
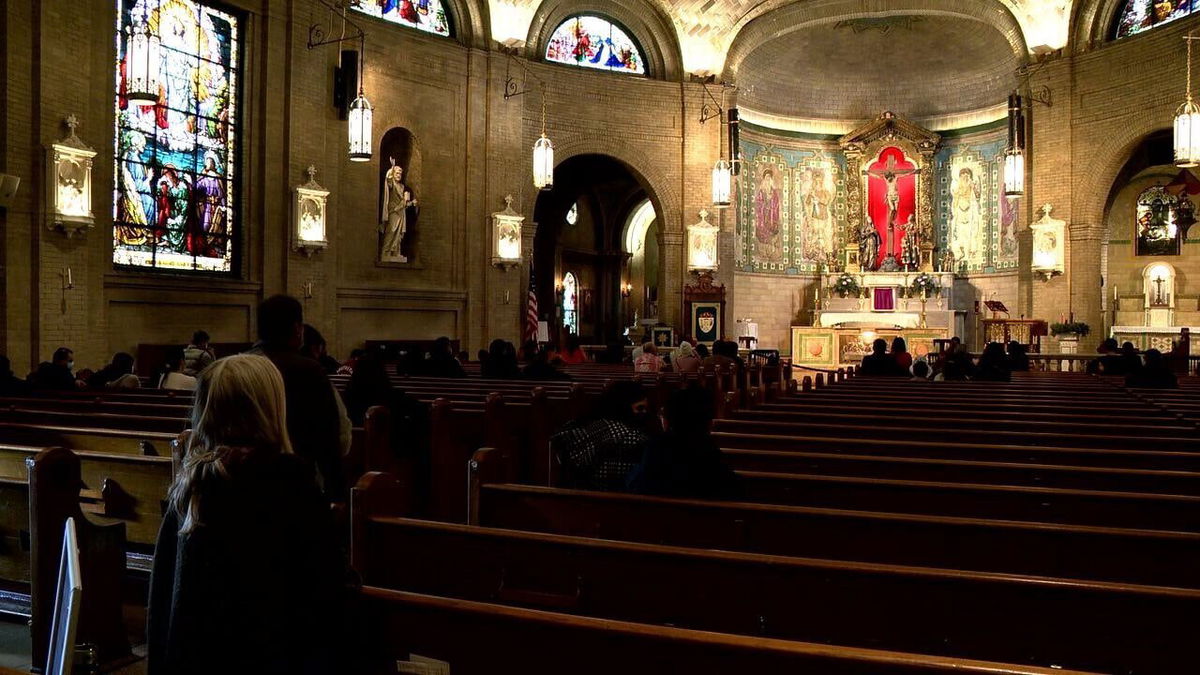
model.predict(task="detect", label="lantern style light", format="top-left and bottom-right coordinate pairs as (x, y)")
top-left (491, 194), bottom-right (524, 269)
top-left (712, 159), bottom-right (732, 207)
top-left (124, 3), bottom-right (161, 106)
top-left (533, 92), bottom-right (554, 189)
top-left (348, 87), bottom-right (373, 162)
top-left (1177, 35), bottom-right (1200, 167)
top-left (1003, 92), bottom-right (1025, 196)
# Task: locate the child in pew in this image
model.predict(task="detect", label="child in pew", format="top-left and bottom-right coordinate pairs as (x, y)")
top-left (627, 384), bottom-right (739, 500)
top-left (148, 354), bottom-right (346, 675)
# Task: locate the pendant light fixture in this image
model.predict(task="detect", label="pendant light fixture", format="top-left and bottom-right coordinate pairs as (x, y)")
top-left (1003, 92), bottom-right (1025, 197)
top-left (348, 44), bottom-right (372, 162)
top-left (712, 88), bottom-right (732, 206)
top-left (1176, 33), bottom-right (1200, 167)
top-left (124, 2), bottom-right (161, 106)
top-left (533, 90), bottom-right (554, 189)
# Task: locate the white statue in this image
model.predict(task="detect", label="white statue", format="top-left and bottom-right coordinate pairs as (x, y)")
top-left (380, 159), bottom-right (417, 263)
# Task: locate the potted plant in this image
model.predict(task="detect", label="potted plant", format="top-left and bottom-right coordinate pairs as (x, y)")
top-left (833, 273), bottom-right (860, 298)
top-left (1049, 321), bottom-right (1090, 354)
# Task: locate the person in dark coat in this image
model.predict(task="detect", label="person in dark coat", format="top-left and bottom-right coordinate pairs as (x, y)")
top-left (1126, 349), bottom-right (1177, 389)
top-left (0, 356), bottom-right (30, 397)
top-left (30, 347), bottom-right (80, 391)
top-left (302, 324), bottom-right (343, 375)
top-left (88, 352), bottom-right (141, 389)
top-left (974, 342), bottom-right (1012, 382)
top-left (248, 295), bottom-right (348, 500)
top-left (627, 384), bottom-right (738, 499)
top-left (860, 339), bottom-right (904, 376)
top-left (420, 336), bottom-right (466, 378)
top-left (148, 354), bottom-right (345, 675)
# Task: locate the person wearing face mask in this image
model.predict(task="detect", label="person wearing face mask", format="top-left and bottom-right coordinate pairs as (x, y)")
top-left (31, 347), bottom-right (84, 391)
top-left (551, 381), bottom-right (656, 491)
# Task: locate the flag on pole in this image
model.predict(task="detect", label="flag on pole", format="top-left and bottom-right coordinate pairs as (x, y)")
top-left (525, 262), bottom-right (539, 343)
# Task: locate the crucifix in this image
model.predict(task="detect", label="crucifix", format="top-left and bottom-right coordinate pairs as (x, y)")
top-left (1153, 275), bottom-right (1167, 306)
top-left (864, 155), bottom-right (921, 270)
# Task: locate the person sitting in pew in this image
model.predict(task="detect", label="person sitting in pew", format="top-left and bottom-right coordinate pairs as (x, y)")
top-left (1119, 341), bottom-right (1143, 374)
top-left (343, 353), bottom-right (430, 463)
top-left (634, 342), bottom-right (666, 373)
top-left (627, 384), bottom-right (739, 499)
top-left (1125, 349), bottom-right (1178, 389)
top-left (249, 295), bottom-right (349, 501)
top-left (88, 352), bottom-right (141, 389)
top-left (148, 354), bottom-right (346, 675)
top-left (481, 339), bottom-right (521, 379)
top-left (890, 337), bottom-right (913, 371)
top-left (910, 360), bottom-right (931, 381)
top-left (973, 342), bottom-right (1012, 382)
top-left (0, 356), bottom-right (30, 396)
top-left (523, 345), bottom-right (572, 381)
top-left (182, 330), bottom-right (216, 376)
top-left (860, 339), bottom-right (905, 377)
top-left (672, 341), bottom-right (701, 373)
top-left (419, 336), bottom-right (466, 378)
top-left (553, 381), bottom-right (654, 491)
top-left (701, 340), bottom-right (741, 373)
top-left (30, 347), bottom-right (84, 391)
top-left (1088, 338), bottom-right (1127, 376)
top-left (1006, 341), bottom-right (1030, 372)
top-left (559, 333), bottom-right (589, 365)
top-left (302, 324), bottom-right (343, 376)
top-left (159, 347), bottom-right (199, 391)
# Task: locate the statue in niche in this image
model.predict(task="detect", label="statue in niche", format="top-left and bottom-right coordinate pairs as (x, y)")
top-left (858, 218), bottom-right (880, 272)
top-left (380, 158), bottom-right (418, 263)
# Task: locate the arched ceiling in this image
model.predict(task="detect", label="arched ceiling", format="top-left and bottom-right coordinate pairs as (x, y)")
top-left (735, 15), bottom-right (1021, 132)
top-left (489, 0), bottom-right (1074, 75)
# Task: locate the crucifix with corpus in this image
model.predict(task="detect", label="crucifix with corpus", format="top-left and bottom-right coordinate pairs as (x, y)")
top-left (864, 154), bottom-right (921, 271)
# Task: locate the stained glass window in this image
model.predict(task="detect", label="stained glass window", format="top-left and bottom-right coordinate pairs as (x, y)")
top-left (114, 0), bottom-right (239, 273)
top-left (562, 272), bottom-right (579, 335)
top-left (354, 0), bottom-right (451, 37)
top-left (1135, 185), bottom-right (1182, 255)
top-left (545, 15), bottom-right (645, 75)
top-left (566, 201), bottom-right (578, 225)
top-left (1115, 0), bottom-right (1197, 39)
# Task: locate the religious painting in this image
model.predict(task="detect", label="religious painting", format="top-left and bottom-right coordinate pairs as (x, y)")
top-left (651, 327), bottom-right (674, 349)
top-left (545, 16), bottom-right (645, 75)
top-left (864, 147), bottom-right (918, 270)
top-left (114, 0), bottom-right (239, 273)
top-left (997, 181), bottom-right (1019, 262)
top-left (690, 303), bottom-right (721, 345)
top-left (1135, 185), bottom-right (1181, 256)
top-left (354, 0), bottom-right (451, 37)
top-left (752, 163), bottom-right (785, 263)
top-left (946, 156), bottom-right (987, 268)
top-left (796, 162), bottom-right (836, 263)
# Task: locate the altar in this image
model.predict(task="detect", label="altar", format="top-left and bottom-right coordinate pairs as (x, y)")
top-left (792, 270), bottom-right (964, 368)
top-left (1110, 261), bottom-right (1200, 353)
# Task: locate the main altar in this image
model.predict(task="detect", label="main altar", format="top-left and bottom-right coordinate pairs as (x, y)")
top-left (790, 112), bottom-right (964, 367)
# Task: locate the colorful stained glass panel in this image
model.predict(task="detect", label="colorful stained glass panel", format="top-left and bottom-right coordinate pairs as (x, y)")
top-left (1115, 0), bottom-right (1196, 39)
top-left (545, 15), bottom-right (645, 75)
top-left (114, 0), bottom-right (239, 273)
top-left (354, 0), bottom-right (451, 37)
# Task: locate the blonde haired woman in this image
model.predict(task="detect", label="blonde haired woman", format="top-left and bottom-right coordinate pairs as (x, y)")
top-left (148, 354), bottom-right (344, 675)
top-left (672, 341), bottom-right (701, 373)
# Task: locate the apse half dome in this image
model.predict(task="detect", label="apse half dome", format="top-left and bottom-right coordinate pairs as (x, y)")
top-left (545, 15), bottom-right (646, 75)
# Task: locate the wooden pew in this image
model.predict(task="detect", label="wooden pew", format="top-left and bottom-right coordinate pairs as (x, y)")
top-left (468, 476), bottom-right (1200, 588)
top-left (0, 421), bottom-right (176, 456)
top-left (353, 497), bottom-right (1193, 673)
top-left (356, 587), bottom-right (1098, 675)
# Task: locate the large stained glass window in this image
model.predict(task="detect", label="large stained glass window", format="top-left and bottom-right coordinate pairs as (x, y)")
top-left (1115, 0), bottom-right (1197, 39)
top-left (545, 15), bottom-right (645, 75)
top-left (562, 272), bottom-right (579, 335)
top-left (354, 0), bottom-right (451, 37)
top-left (114, 0), bottom-right (239, 273)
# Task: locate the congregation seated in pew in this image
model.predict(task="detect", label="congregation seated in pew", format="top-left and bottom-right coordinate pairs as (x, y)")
top-left (552, 381), bottom-right (654, 491)
top-left (1126, 348), bottom-right (1178, 389)
top-left (627, 384), bottom-right (739, 499)
top-left (30, 347), bottom-right (85, 391)
top-left (148, 353), bottom-right (346, 675)
top-left (158, 347), bottom-right (198, 391)
top-left (88, 352), bottom-right (141, 390)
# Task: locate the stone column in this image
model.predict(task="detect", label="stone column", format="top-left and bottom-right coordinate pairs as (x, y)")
top-left (660, 229), bottom-right (685, 331)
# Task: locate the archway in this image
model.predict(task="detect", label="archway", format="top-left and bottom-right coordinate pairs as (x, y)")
top-left (622, 198), bottom-right (659, 327)
top-left (534, 154), bottom-right (649, 345)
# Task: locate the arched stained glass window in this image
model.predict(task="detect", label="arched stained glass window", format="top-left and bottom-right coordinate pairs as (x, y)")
top-left (562, 272), bottom-right (579, 335)
top-left (114, 0), bottom-right (240, 273)
top-left (354, 0), bottom-right (452, 37)
top-left (545, 15), bottom-right (645, 75)
top-left (566, 201), bottom-right (578, 225)
top-left (1115, 0), bottom-right (1197, 39)
top-left (1136, 185), bottom-right (1182, 255)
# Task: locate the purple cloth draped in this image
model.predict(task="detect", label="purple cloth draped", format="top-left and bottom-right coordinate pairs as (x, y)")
top-left (873, 287), bottom-right (895, 311)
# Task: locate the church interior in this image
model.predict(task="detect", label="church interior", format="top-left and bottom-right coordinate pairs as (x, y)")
top-left (0, 0), bottom-right (1199, 673)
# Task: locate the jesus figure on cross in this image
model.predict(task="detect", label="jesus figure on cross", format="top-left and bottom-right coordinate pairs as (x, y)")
top-left (864, 154), bottom-right (920, 271)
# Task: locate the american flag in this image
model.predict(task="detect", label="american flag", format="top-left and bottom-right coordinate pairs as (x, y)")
top-left (524, 262), bottom-right (539, 343)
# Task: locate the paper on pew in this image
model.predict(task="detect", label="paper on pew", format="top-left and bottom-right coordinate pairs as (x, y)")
top-left (397, 654), bottom-right (450, 675)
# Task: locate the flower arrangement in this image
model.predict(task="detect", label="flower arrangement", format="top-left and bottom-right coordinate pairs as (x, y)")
top-left (909, 273), bottom-right (940, 298)
top-left (832, 273), bottom-right (860, 298)
top-left (1050, 321), bottom-right (1091, 337)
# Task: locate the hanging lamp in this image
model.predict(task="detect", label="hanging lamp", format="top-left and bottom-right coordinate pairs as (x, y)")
top-left (1176, 33), bottom-right (1200, 167)
top-left (712, 159), bottom-right (732, 207)
top-left (348, 46), bottom-right (372, 162)
top-left (124, 2), bottom-right (161, 106)
top-left (1003, 92), bottom-right (1025, 196)
top-left (533, 90), bottom-right (554, 189)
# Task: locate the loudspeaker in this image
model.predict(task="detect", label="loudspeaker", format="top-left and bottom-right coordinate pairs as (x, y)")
top-left (334, 50), bottom-right (358, 121)
top-left (0, 174), bottom-right (20, 208)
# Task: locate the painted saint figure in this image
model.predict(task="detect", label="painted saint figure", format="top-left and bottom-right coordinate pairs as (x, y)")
top-left (753, 168), bottom-right (783, 262)
top-left (191, 152), bottom-right (226, 258)
top-left (117, 131), bottom-right (154, 246)
top-left (381, 160), bottom-right (418, 263)
top-left (949, 167), bottom-right (983, 265)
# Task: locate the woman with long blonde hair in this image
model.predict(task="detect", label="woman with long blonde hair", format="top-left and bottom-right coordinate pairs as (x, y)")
top-left (148, 354), bottom-right (344, 675)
